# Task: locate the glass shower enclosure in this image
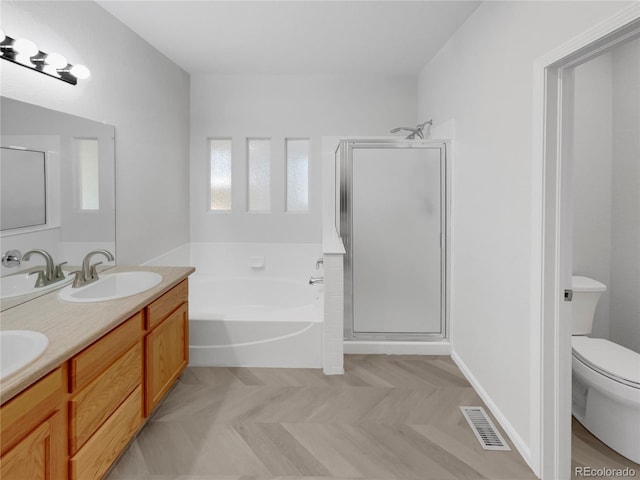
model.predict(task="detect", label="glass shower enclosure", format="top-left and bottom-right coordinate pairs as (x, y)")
top-left (336, 139), bottom-right (447, 340)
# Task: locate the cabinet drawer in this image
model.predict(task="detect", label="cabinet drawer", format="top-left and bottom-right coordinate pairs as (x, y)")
top-left (70, 385), bottom-right (142, 480)
top-left (69, 342), bottom-right (142, 454)
top-left (146, 303), bottom-right (188, 415)
top-left (0, 367), bottom-right (66, 455)
top-left (70, 312), bottom-right (143, 392)
top-left (146, 280), bottom-right (188, 330)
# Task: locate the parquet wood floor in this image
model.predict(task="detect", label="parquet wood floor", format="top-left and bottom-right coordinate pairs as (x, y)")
top-left (106, 355), bottom-right (636, 480)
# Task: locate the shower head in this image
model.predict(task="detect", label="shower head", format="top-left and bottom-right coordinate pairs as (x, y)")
top-left (390, 120), bottom-right (433, 139)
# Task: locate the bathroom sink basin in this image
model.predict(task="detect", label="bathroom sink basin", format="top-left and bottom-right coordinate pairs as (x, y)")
top-left (0, 330), bottom-right (49, 380)
top-left (1, 272), bottom-right (73, 299)
top-left (58, 271), bottom-right (163, 303)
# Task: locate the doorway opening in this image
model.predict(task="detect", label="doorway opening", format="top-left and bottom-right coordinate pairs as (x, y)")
top-left (536, 7), bottom-right (639, 480)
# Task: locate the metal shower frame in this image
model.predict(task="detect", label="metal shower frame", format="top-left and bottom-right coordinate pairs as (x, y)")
top-left (335, 138), bottom-right (449, 342)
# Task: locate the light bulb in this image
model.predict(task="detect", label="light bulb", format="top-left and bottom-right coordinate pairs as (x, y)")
top-left (14, 53), bottom-right (35, 66)
top-left (45, 52), bottom-right (67, 69)
top-left (43, 65), bottom-right (60, 76)
top-left (70, 64), bottom-right (90, 79)
top-left (13, 38), bottom-right (38, 57)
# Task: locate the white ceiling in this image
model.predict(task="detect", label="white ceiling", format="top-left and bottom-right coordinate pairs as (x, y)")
top-left (97, 1), bottom-right (480, 75)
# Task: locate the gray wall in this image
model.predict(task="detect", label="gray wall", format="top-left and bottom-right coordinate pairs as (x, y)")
top-left (0, 0), bottom-right (191, 265)
top-left (610, 38), bottom-right (640, 353)
top-left (416, 0), bottom-right (636, 471)
top-left (572, 53), bottom-right (613, 340)
top-left (190, 73), bottom-right (417, 243)
top-left (572, 38), bottom-right (640, 353)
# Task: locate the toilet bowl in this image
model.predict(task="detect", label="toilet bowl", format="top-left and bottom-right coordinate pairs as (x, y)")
top-left (572, 336), bottom-right (640, 463)
top-left (571, 276), bottom-right (640, 464)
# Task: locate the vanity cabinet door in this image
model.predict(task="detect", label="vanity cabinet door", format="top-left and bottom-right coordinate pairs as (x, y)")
top-left (0, 368), bottom-right (66, 480)
top-left (145, 302), bottom-right (188, 415)
top-left (0, 411), bottom-right (63, 480)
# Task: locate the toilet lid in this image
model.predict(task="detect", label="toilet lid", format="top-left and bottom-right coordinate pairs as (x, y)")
top-left (572, 336), bottom-right (640, 387)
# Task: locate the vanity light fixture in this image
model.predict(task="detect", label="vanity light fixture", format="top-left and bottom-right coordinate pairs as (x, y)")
top-left (0, 30), bottom-right (90, 85)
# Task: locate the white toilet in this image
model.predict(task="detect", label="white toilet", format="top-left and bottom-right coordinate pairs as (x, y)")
top-left (571, 275), bottom-right (640, 464)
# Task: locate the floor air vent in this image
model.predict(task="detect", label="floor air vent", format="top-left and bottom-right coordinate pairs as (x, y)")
top-left (459, 406), bottom-right (511, 451)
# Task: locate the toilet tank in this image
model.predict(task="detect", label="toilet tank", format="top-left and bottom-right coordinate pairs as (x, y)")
top-left (571, 276), bottom-right (607, 335)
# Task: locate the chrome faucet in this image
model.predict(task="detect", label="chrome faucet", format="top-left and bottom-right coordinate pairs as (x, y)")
top-left (309, 276), bottom-right (324, 285)
top-left (72, 249), bottom-right (114, 288)
top-left (22, 249), bottom-right (65, 287)
top-left (2, 249), bottom-right (22, 268)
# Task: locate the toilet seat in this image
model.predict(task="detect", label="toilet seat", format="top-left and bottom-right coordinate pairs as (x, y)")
top-left (572, 336), bottom-right (640, 389)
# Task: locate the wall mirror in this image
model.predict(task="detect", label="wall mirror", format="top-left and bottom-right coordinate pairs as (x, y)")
top-left (0, 97), bottom-right (116, 310)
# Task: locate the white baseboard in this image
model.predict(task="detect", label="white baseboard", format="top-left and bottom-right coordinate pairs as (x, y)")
top-left (451, 350), bottom-right (536, 475)
top-left (344, 340), bottom-right (451, 355)
top-left (323, 367), bottom-right (345, 375)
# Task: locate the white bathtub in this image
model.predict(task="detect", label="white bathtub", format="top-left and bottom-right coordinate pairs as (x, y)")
top-left (188, 275), bottom-right (323, 368)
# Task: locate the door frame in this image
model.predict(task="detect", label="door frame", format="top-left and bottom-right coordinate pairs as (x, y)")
top-left (532, 5), bottom-right (640, 479)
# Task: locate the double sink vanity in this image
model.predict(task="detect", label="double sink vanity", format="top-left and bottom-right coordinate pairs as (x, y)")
top-left (0, 96), bottom-right (194, 478)
top-left (0, 265), bottom-right (194, 479)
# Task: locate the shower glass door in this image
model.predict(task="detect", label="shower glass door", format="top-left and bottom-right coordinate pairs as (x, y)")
top-left (341, 140), bottom-right (446, 339)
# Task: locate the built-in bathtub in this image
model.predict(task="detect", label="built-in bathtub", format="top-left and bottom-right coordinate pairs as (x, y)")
top-left (146, 242), bottom-right (326, 368)
top-left (189, 276), bottom-right (323, 368)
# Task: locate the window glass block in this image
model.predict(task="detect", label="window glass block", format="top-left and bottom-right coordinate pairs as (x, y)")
top-left (248, 138), bottom-right (271, 211)
top-left (286, 138), bottom-right (309, 212)
top-left (209, 139), bottom-right (232, 210)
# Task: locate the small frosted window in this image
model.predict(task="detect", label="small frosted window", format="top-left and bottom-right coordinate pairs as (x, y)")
top-left (75, 138), bottom-right (99, 210)
top-left (210, 139), bottom-right (232, 211)
top-left (247, 138), bottom-right (271, 212)
top-left (286, 138), bottom-right (309, 212)
top-left (0, 147), bottom-right (46, 229)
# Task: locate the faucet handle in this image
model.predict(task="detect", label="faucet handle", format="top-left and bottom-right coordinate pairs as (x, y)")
top-left (89, 261), bottom-right (103, 280)
top-left (315, 257), bottom-right (324, 270)
top-left (54, 261), bottom-right (68, 280)
top-left (28, 269), bottom-right (47, 288)
top-left (69, 270), bottom-right (85, 288)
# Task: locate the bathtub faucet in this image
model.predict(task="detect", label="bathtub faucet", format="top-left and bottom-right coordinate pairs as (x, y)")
top-left (309, 276), bottom-right (324, 285)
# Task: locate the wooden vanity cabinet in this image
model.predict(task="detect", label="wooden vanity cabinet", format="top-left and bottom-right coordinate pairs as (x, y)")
top-left (145, 279), bottom-right (189, 415)
top-left (0, 277), bottom-right (190, 480)
top-left (0, 367), bottom-right (67, 480)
